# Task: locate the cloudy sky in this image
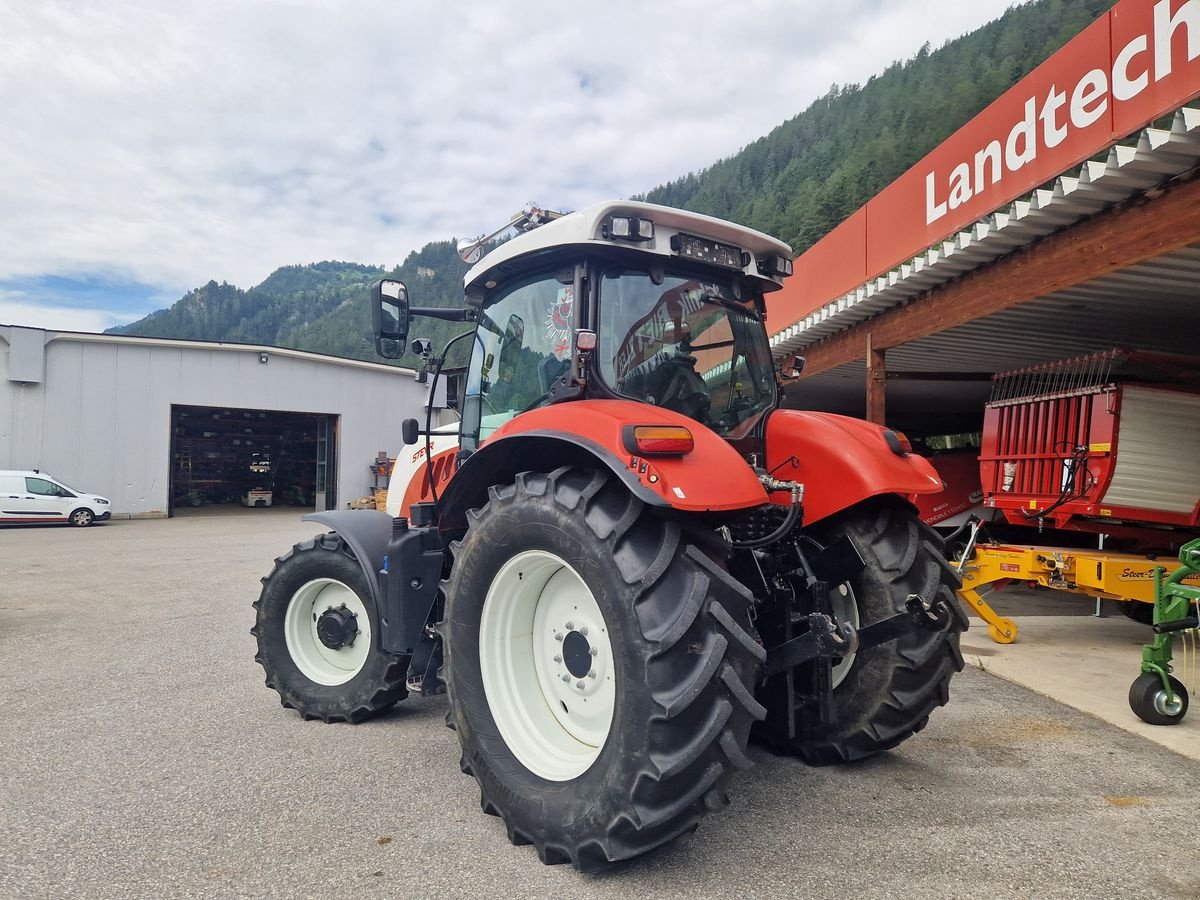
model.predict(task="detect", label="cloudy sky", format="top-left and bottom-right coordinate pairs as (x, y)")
top-left (0, 1), bottom-right (1016, 332)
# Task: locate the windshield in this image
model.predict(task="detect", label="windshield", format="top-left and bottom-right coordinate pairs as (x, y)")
top-left (597, 268), bottom-right (776, 436)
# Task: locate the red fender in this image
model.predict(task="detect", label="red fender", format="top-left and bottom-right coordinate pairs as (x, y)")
top-left (765, 411), bottom-right (943, 525)
top-left (491, 400), bottom-right (767, 513)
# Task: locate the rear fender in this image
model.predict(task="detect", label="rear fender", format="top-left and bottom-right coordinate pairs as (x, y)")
top-left (437, 400), bottom-right (766, 533)
top-left (765, 411), bottom-right (943, 525)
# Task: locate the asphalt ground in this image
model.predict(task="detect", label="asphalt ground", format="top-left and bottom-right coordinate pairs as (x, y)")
top-left (3, 512), bottom-right (1199, 899)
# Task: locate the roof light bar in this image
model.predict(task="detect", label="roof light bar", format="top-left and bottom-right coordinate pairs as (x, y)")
top-left (604, 216), bottom-right (654, 242)
top-left (669, 232), bottom-right (745, 270)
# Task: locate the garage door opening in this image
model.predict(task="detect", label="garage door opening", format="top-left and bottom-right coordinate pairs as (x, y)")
top-left (169, 405), bottom-right (338, 517)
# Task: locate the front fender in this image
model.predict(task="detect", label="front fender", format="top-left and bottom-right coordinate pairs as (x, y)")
top-left (302, 510), bottom-right (392, 608)
top-left (438, 400), bottom-right (766, 532)
top-left (765, 411), bottom-right (943, 525)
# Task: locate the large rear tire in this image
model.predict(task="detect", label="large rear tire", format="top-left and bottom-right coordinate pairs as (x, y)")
top-left (442, 467), bottom-right (765, 871)
top-left (252, 533), bottom-right (408, 722)
top-left (761, 497), bottom-right (967, 765)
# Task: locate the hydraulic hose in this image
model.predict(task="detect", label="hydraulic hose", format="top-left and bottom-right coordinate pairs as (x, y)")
top-left (731, 478), bottom-right (804, 550)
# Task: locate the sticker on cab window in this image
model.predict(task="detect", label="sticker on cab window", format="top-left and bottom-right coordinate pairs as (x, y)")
top-left (546, 285), bottom-right (574, 360)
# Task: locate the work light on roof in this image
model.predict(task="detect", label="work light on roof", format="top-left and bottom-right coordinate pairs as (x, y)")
top-left (758, 254), bottom-right (793, 277)
top-left (604, 215), bottom-right (654, 242)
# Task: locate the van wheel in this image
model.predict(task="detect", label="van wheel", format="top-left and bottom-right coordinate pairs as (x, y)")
top-left (69, 508), bottom-right (95, 527)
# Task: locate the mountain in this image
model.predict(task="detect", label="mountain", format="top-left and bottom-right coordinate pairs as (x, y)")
top-left (108, 245), bottom-right (471, 364)
top-left (109, 0), bottom-right (1114, 359)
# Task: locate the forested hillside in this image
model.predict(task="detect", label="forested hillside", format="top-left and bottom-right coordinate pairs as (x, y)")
top-left (638, 0), bottom-right (1115, 252)
top-left (108, 245), bottom-right (471, 364)
top-left (110, 0), bottom-right (1113, 360)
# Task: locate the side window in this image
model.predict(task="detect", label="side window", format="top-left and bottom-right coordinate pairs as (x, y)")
top-left (26, 478), bottom-right (59, 496)
top-left (463, 271), bottom-right (576, 443)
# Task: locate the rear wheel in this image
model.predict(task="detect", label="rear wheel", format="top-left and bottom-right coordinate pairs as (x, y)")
top-left (443, 467), bottom-right (765, 871)
top-left (760, 497), bottom-right (967, 765)
top-left (252, 533), bottom-right (408, 722)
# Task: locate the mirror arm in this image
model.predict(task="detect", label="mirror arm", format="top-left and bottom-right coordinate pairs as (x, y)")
top-left (410, 306), bottom-right (475, 323)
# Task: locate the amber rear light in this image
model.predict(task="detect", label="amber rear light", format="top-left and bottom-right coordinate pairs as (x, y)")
top-left (883, 429), bottom-right (913, 455)
top-left (622, 425), bottom-right (694, 456)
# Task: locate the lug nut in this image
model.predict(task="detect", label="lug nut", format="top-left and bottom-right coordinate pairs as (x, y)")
top-left (565, 621), bottom-right (574, 630)
top-left (588, 670), bottom-right (596, 678)
top-left (553, 655), bottom-right (562, 663)
top-left (589, 647), bottom-right (599, 656)
top-left (561, 675), bottom-right (571, 683)
top-left (554, 633), bottom-right (563, 641)
top-left (580, 626), bottom-right (588, 636)
top-left (576, 681), bottom-right (585, 689)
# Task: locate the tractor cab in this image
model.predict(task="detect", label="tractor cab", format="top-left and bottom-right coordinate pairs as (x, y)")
top-left (374, 201), bottom-right (793, 452)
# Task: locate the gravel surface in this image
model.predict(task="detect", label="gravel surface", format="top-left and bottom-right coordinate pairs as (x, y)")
top-left (3, 512), bottom-right (1199, 899)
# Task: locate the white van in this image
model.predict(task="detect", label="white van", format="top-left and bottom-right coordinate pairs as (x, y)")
top-left (0, 470), bottom-right (112, 526)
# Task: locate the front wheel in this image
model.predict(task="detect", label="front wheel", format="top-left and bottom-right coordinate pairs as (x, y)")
top-left (443, 467), bottom-right (765, 870)
top-left (69, 507), bottom-right (95, 527)
top-left (758, 497), bottom-right (967, 765)
top-left (1129, 672), bottom-right (1188, 725)
top-left (252, 533), bottom-right (408, 722)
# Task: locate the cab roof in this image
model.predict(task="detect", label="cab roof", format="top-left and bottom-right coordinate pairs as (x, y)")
top-left (464, 200), bottom-right (792, 293)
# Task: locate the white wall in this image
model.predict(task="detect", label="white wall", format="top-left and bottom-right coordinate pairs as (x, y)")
top-left (0, 329), bottom-right (426, 517)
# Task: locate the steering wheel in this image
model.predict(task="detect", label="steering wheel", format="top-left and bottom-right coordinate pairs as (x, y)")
top-left (653, 355), bottom-right (711, 421)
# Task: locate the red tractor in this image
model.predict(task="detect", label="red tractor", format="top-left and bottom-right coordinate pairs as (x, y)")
top-left (252, 202), bottom-right (967, 870)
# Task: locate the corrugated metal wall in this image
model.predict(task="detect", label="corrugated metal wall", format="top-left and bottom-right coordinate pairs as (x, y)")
top-left (0, 329), bottom-right (426, 517)
top-left (1103, 386), bottom-right (1200, 516)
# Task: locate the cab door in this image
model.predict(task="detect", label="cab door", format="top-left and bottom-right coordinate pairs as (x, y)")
top-left (19, 476), bottom-right (73, 520)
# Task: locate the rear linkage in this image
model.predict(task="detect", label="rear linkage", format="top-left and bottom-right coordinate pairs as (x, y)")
top-left (732, 473), bottom-right (958, 723)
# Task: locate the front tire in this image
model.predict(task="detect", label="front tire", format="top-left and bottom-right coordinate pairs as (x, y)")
top-left (760, 497), bottom-right (967, 765)
top-left (443, 467), bottom-right (765, 870)
top-left (252, 533), bottom-right (408, 722)
top-left (69, 507), bottom-right (94, 527)
top-left (1129, 672), bottom-right (1188, 725)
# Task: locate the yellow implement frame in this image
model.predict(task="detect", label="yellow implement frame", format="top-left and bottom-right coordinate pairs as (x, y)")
top-left (958, 544), bottom-right (1200, 644)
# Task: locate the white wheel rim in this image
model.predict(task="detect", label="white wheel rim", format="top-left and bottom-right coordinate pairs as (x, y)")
top-left (829, 582), bottom-right (860, 689)
top-left (479, 550), bottom-right (615, 782)
top-left (284, 578), bottom-right (371, 686)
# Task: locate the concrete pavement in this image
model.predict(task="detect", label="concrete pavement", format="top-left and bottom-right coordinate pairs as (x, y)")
top-left (2, 514), bottom-right (1199, 899)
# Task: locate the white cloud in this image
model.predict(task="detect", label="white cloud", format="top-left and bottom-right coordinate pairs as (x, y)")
top-left (0, 0), bottom-right (1017, 321)
top-left (0, 291), bottom-right (130, 332)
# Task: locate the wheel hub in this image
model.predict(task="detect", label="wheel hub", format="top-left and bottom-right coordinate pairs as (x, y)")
top-left (1155, 688), bottom-right (1185, 717)
top-left (316, 604), bottom-right (359, 650)
top-left (561, 630), bottom-right (593, 679)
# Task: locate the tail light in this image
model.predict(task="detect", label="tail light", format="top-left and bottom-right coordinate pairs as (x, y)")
top-left (883, 429), bottom-right (913, 455)
top-left (622, 425), bottom-right (694, 456)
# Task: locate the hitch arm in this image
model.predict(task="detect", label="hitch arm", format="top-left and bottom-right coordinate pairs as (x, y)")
top-left (763, 594), bottom-right (950, 678)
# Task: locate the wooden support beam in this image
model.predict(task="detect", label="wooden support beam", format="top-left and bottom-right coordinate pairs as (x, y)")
top-left (866, 333), bottom-right (886, 424)
top-left (800, 172), bottom-right (1200, 376)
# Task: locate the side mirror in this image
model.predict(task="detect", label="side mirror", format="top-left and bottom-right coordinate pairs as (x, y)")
top-left (372, 279), bottom-right (410, 358)
top-left (457, 237), bottom-right (484, 265)
top-left (401, 418), bottom-right (420, 446)
top-left (779, 354), bottom-right (806, 381)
